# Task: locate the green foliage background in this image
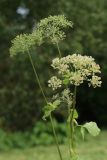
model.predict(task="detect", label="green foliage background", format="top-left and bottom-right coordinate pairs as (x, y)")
top-left (0, 0), bottom-right (107, 131)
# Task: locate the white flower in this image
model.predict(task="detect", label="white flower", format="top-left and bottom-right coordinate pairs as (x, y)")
top-left (90, 63), bottom-right (101, 74)
top-left (48, 76), bottom-right (62, 90)
top-left (89, 76), bottom-right (102, 88)
top-left (70, 72), bottom-right (84, 86)
top-left (47, 54), bottom-right (102, 119)
top-left (52, 58), bottom-right (60, 69)
top-left (50, 54), bottom-right (102, 88)
top-left (52, 57), bottom-right (69, 74)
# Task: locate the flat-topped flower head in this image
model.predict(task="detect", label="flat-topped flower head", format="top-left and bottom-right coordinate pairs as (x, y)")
top-left (10, 32), bottom-right (43, 57)
top-left (10, 34), bottom-right (31, 57)
top-left (48, 54), bottom-right (102, 90)
top-left (10, 15), bottom-right (73, 57)
top-left (33, 15), bottom-right (73, 44)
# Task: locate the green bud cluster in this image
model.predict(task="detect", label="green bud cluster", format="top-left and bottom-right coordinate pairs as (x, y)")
top-left (10, 15), bottom-right (73, 57)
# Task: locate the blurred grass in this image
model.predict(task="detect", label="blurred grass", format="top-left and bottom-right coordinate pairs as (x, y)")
top-left (0, 130), bottom-right (106, 160)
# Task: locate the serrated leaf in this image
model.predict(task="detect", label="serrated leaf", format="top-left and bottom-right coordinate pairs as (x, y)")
top-left (43, 100), bottom-right (60, 120)
top-left (42, 104), bottom-right (51, 120)
top-left (83, 122), bottom-right (100, 136)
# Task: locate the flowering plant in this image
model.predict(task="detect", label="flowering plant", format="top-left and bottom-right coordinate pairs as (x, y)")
top-left (10, 15), bottom-right (101, 160)
top-left (44, 54), bottom-right (101, 159)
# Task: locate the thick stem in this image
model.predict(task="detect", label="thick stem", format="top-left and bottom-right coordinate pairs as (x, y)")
top-left (70, 86), bottom-right (77, 155)
top-left (56, 43), bottom-right (71, 157)
top-left (67, 104), bottom-right (72, 157)
top-left (27, 51), bottom-right (63, 160)
top-left (55, 42), bottom-right (77, 158)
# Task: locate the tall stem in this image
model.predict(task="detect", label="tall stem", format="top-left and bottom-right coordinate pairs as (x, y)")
top-left (67, 104), bottom-right (72, 157)
top-left (27, 51), bottom-right (63, 160)
top-left (50, 114), bottom-right (63, 160)
top-left (70, 86), bottom-right (77, 155)
top-left (55, 42), bottom-right (77, 158)
top-left (27, 51), bottom-right (47, 103)
top-left (55, 43), bottom-right (72, 158)
top-left (56, 42), bottom-right (72, 157)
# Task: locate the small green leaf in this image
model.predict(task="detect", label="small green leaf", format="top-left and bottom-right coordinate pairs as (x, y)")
top-left (73, 109), bottom-right (78, 119)
top-left (53, 99), bottom-right (61, 106)
top-left (43, 100), bottom-right (60, 120)
top-left (67, 109), bottom-right (78, 122)
top-left (42, 104), bottom-right (51, 120)
top-left (83, 122), bottom-right (100, 136)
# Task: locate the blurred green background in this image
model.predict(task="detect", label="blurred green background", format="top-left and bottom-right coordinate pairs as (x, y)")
top-left (0, 0), bottom-right (107, 159)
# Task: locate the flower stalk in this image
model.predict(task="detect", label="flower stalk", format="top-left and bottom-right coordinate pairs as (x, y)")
top-left (70, 86), bottom-right (77, 156)
top-left (27, 51), bottom-right (63, 160)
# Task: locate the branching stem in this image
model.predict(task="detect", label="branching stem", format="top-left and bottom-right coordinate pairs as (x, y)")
top-left (27, 51), bottom-right (63, 160)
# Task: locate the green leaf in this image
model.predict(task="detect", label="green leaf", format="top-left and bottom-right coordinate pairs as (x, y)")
top-left (80, 127), bottom-right (85, 140)
top-left (43, 100), bottom-right (60, 120)
top-left (71, 155), bottom-right (79, 160)
top-left (53, 99), bottom-right (61, 106)
top-left (42, 104), bottom-right (51, 120)
top-left (67, 109), bottom-right (78, 122)
top-left (83, 122), bottom-right (100, 136)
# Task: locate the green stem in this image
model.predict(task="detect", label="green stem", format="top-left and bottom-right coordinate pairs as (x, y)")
top-left (56, 41), bottom-right (72, 157)
top-left (67, 104), bottom-right (72, 157)
top-left (50, 114), bottom-right (63, 160)
top-left (56, 43), bottom-right (71, 158)
top-left (55, 41), bottom-right (77, 158)
top-left (27, 51), bottom-right (47, 103)
top-left (56, 41), bottom-right (62, 58)
top-left (27, 51), bottom-right (63, 160)
top-left (70, 86), bottom-right (77, 155)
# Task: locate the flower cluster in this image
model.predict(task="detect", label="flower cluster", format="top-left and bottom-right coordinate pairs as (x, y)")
top-left (10, 32), bottom-right (43, 57)
top-left (89, 76), bottom-right (102, 88)
top-left (48, 76), bottom-right (62, 90)
top-left (33, 15), bottom-right (73, 44)
top-left (10, 15), bottom-right (72, 57)
top-left (48, 54), bottom-right (102, 89)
